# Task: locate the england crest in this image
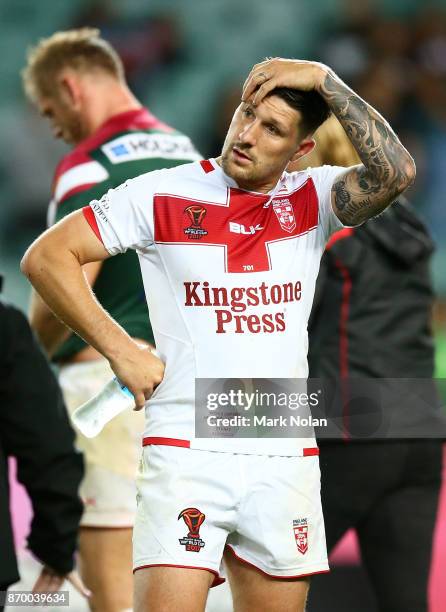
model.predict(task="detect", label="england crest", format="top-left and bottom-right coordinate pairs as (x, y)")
top-left (272, 197), bottom-right (296, 233)
top-left (293, 518), bottom-right (308, 555)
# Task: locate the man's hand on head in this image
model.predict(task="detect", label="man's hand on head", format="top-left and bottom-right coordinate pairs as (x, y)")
top-left (242, 58), bottom-right (329, 106)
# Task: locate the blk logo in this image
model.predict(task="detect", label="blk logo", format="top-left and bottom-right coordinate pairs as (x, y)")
top-left (229, 222), bottom-right (263, 235)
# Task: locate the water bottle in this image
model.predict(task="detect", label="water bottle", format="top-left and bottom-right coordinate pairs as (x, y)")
top-left (71, 350), bottom-right (160, 438)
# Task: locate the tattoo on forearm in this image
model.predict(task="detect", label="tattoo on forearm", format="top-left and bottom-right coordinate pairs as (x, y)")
top-left (320, 72), bottom-right (415, 224)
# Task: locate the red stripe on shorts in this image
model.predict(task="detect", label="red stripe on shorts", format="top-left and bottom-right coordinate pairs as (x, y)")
top-left (142, 438), bottom-right (319, 456)
top-left (142, 436), bottom-right (191, 448)
top-left (225, 544), bottom-right (329, 579)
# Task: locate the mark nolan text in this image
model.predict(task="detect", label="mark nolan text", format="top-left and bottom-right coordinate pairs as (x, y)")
top-left (207, 415), bottom-right (327, 427)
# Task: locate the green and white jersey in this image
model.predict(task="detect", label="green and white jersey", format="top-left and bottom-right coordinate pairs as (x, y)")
top-left (48, 108), bottom-right (201, 361)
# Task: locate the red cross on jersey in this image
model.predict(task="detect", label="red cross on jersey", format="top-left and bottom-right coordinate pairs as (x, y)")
top-left (84, 158), bottom-right (348, 456)
top-left (153, 179), bottom-right (319, 273)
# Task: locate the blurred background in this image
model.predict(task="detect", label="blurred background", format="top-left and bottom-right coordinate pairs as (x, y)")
top-left (0, 0), bottom-right (445, 610)
top-left (1, 0), bottom-right (445, 374)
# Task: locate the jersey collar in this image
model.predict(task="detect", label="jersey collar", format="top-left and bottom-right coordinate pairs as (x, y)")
top-left (208, 158), bottom-right (288, 200)
top-left (74, 108), bottom-right (170, 154)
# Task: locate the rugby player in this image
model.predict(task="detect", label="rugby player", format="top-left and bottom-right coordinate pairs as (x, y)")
top-left (22, 28), bottom-right (200, 612)
top-left (21, 58), bottom-right (415, 612)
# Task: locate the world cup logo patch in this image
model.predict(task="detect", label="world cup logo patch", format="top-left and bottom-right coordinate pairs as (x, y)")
top-left (178, 507), bottom-right (206, 552)
top-left (184, 205), bottom-right (208, 240)
top-left (293, 518), bottom-right (308, 555)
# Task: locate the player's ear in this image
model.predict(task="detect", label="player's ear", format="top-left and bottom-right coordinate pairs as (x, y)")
top-left (58, 70), bottom-right (82, 111)
top-left (286, 138), bottom-right (315, 173)
top-left (292, 137), bottom-right (316, 162)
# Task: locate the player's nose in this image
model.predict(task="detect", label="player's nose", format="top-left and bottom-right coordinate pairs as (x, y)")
top-left (238, 121), bottom-right (258, 145)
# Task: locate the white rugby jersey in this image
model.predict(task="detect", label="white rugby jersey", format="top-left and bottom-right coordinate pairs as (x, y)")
top-left (84, 158), bottom-right (348, 456)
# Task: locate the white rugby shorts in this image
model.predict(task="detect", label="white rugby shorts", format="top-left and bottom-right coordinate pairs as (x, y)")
top-left (133, 444), bottom-right (329, 585)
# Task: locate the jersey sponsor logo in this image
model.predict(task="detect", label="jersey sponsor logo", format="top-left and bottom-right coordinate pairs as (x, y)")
top-left (101, 132), bottom-right (201, 164)
top-left (229, 222), bottom-right (263, 235)
top-left (272, 198), bottom-right (296, 233)
top-left (184, 205), bottom-right (208, 239)
top-left (293, 518), bottom-right (308, 555)
top-left (178, 507), bottom-right (206, 552)
top-left (184, 280), bottom-right (301, 334)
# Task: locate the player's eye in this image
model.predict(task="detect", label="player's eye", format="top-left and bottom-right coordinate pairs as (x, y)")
top-left (266, 124), bottom-right (279, 135)
top-left (243, 107), bottom-right (254, 119)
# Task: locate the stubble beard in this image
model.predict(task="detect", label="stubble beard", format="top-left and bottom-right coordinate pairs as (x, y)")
top-left (221, 143), bottom-right (257, 186)
top-left (64, 114), bottom-right (87, 145)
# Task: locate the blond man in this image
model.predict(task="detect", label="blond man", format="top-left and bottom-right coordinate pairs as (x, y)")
top-left (22, 28), bottom-right (200, 612)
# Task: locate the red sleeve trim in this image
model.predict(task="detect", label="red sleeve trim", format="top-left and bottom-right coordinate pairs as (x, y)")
top-left (224, 545), bottom-right (330, 579)
top-left (82, 206), bottom-right (103, 243)
top-left (325, 227), bottom-right (355, 251)
top-left (142, 436), bottom-right (191, 448)
top-left (303, 447), bottom-right (319, 457)
top-left (200, 159), bottom-right (214, 173)
top-left (133, 564), bottom-right (225, 588)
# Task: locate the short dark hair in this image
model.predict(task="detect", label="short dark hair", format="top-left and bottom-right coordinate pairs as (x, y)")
top-left (268, 87), bottom-right (331, 137)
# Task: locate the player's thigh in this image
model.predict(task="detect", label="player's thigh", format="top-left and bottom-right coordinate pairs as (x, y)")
top-left (224, 548), bottom-right (309, 612)
top-left (79, 527), bottom-right (133, 611)
top-left (357, 441), bottom-right (442, 612)
top-left (134, 566), bottom-right (214, 612)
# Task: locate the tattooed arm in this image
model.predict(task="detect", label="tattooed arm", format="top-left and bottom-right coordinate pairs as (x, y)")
top-left (318, 72), bottom-right (415, 224)
top-left (242, 58), bottom-right (416, 225)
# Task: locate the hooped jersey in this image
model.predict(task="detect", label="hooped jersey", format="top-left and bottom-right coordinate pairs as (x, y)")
top-left (48, 108), bottom-right (201, 361)
top-left (85, 158), bottom-right (348, 455)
